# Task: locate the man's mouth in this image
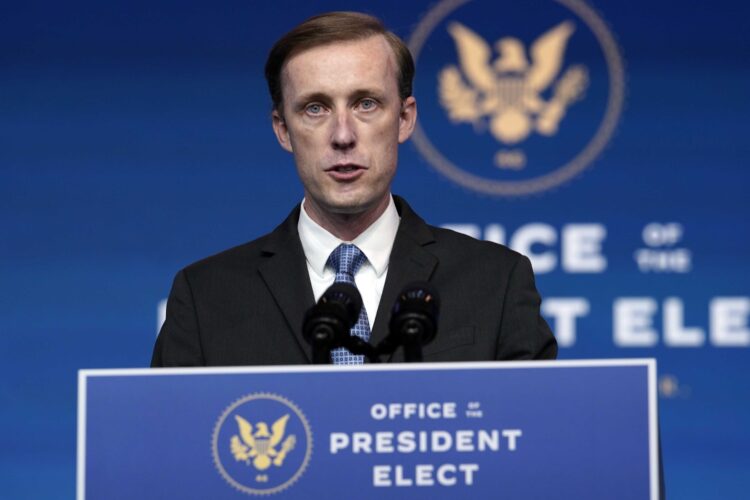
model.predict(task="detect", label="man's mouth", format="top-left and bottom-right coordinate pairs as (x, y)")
top-left (326, 163), bottom-right (366, 180)
top-left (327, 163), bottom-right (364, 173)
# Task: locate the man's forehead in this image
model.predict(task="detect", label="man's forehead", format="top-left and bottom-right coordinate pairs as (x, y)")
top-left (281, 35), bottom-right (397, 81)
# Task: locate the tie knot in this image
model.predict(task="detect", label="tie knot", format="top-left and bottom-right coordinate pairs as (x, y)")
top-left (327, 244), bottom-right (367, 284)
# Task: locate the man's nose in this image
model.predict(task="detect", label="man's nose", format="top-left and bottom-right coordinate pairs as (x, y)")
top-left (331, 111), bottom-right (356, 150)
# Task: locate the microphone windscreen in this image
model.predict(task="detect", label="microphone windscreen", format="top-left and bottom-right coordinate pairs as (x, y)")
top-left (320, 282), bottom-right (363, 326)
top-left (393, 281), bottom-right (440, 316)
top-left (390, 281), bottom-right (440, 345)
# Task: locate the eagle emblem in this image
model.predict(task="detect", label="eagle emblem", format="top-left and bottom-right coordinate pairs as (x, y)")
top-left (439, 21), bottom-right (589, 168)
top-left (230, 414), bottom-right (296, 473)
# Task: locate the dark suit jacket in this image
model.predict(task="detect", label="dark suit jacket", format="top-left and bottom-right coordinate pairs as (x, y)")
top-left (151, 196), bottom-right (556, 366)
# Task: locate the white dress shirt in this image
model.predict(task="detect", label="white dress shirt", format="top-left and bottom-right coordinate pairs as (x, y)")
top-left (297, 196), bottom-right (401, 329)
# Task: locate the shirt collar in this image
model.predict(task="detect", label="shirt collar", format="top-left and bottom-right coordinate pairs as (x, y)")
top-left (297, 196), bottom-right (400, 278)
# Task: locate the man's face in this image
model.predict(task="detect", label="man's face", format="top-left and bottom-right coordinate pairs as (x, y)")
top-left (272, 35), bottom-right (416, 224)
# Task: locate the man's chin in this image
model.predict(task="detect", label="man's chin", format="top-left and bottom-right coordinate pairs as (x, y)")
top-left (324, 201), bottom-right (371, 216)
top-left (317, 194), bottom-right (387, 218)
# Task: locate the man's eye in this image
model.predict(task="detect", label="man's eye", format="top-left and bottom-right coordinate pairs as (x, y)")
top-left (305, 104), bottom-right (324, 115)
top-left (359, 99), bottom-right (377, 111)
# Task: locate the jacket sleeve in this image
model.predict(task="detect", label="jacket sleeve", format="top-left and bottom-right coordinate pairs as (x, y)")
top-left (151, 269), bottom-right (206, 367)
top-left (495, 255), bottom-right (557, 360)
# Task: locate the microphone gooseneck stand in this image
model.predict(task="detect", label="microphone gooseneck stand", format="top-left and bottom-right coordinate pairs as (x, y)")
top-left (303, 281), bottom-right (440, 364)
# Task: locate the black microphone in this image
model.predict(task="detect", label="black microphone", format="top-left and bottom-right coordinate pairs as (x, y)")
top-left (303, 283), bottom-right (362, 364)
top-left (383, 282), bottom-right (440, 362)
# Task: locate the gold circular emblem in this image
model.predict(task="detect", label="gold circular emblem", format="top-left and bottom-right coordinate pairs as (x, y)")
top-left (211, 393), bottom-right (313, 496)
top-left (408, 0), bottom-right (625, 196)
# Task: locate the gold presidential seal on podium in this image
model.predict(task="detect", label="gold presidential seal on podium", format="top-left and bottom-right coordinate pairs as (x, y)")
top-left (212, 393), bottom-right (312, 495)
top-left (408, 0), bottom-right (625, 196)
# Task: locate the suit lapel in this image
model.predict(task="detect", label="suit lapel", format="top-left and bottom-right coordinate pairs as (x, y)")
top-left (371, 197), bottom-right (438, 360)
top-left (257, 206), bottom-right (316, 362)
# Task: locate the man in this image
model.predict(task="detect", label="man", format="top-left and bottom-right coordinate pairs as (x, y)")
top-left (151, 12), bottom-right (556, 366)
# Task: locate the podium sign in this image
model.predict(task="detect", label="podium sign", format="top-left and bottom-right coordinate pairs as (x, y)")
top-left (77, 360), bottom-right (658, 499)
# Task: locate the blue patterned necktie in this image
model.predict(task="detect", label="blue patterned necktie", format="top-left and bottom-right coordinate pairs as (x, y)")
top-left (327, 243), bottom-right (370, 365)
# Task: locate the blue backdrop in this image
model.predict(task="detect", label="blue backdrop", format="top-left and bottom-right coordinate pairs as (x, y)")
top-left (2, 0), bottom-right (748, 498)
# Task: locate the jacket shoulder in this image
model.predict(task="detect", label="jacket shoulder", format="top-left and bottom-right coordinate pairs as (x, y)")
top-left (182, 236), bottom-right (270, 277)
top-left (428, 224), bottom-right (527, 267)
top-left (180, 206), bottom-right (300, 279)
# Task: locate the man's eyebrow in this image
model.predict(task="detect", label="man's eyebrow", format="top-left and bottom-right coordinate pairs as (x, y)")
top-left (349, 88), bottom-right (387, 102)
top-left (292, 88), bottom-right (389, 109)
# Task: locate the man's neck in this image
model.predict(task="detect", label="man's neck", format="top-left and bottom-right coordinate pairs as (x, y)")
top-left (303, 196), bottom-right (390, 242)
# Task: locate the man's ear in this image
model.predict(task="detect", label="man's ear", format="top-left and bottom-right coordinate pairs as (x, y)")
top-left (272, 109), bottom-right (294, 153)
top-left (398, 96), bottom-right (417, 144)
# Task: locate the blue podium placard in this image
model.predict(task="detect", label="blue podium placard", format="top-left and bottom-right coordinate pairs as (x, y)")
top-left (77, 360), bottom-right (658, 499)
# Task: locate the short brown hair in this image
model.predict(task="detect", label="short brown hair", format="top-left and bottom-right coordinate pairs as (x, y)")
top-left (264, 11), bottom-right (415, 111)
